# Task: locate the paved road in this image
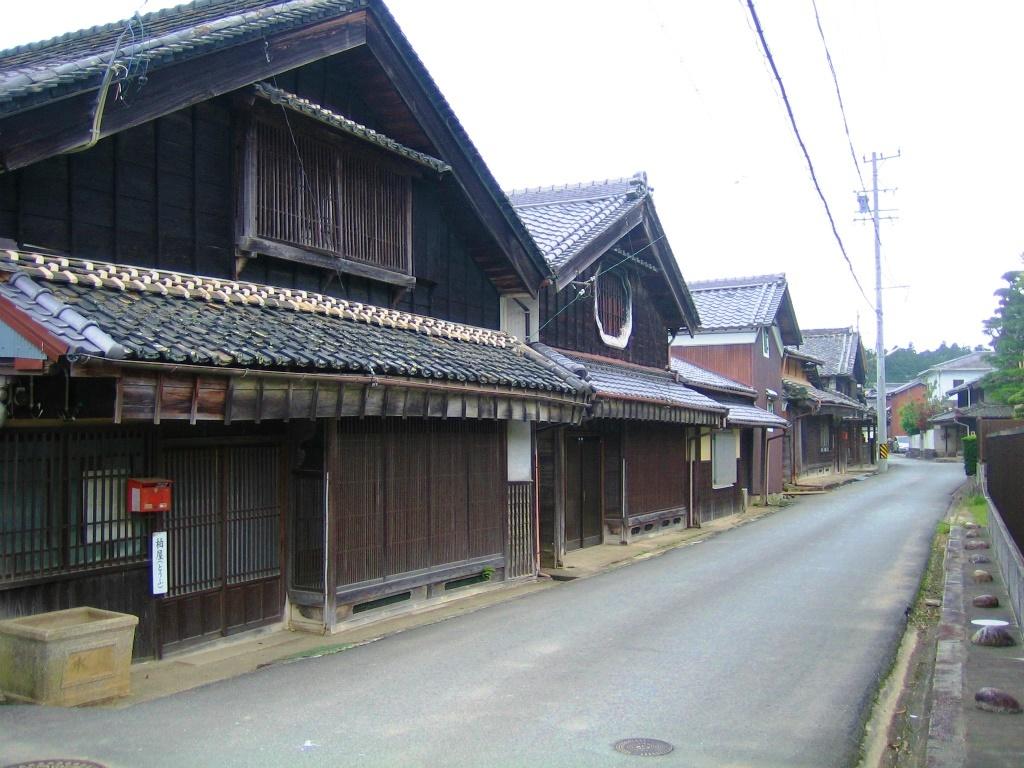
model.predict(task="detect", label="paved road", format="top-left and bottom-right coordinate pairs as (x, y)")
top-left (2, 458), bottom-right (963, 768)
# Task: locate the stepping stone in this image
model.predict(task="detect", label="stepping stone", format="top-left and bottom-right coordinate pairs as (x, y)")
top-left (973, 595), bottom-right (1000, 608)
top-left (973, 569), bottom-right (994, 583)
top-left (970, 554), bottom-right (991, 564)
top-left (924, 598), bottom-right (942, 608)
top-left (964, 540), bottom-right (990, 550)
top-left (971, 626), bottom-right (1017, 647)
top-left (974, 687), bottom-right (1022, 714)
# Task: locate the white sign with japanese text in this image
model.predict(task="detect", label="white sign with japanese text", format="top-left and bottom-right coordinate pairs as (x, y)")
top-left (152, 531), bottom-right (168, 595)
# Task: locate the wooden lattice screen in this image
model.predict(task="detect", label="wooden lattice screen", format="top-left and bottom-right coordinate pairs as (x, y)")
top-left (506, 481), bottom-right (536, 578)
top-left (0, 428), bottom-right (150, 584)
top-left (597, 271), bottom-right (629, 337)
top-left (254, 121), bottom-right (411, 273)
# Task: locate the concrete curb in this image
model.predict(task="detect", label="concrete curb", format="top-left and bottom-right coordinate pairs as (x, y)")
top-left (926, 526), bottom-right (966, 768)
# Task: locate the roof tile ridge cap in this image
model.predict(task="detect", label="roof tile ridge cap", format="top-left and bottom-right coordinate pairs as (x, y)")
top-left (506, 174), bottom-right (639, 198)
top-left (688, 272), bottom-right (787, 289)
top-left (8, 271), bottom-right (126, 358)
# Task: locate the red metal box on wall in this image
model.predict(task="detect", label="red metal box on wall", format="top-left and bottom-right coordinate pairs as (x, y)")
top-left (126, 478), bottom-right (173, 513)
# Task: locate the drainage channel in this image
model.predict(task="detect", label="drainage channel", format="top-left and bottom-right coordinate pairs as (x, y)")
top-left (613, 738), bottom-right (674, 757)
top-left (4, 761), bottom-right (107, 768)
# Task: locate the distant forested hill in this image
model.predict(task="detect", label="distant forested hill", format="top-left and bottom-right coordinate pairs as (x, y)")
top-left (864, 342), bottom-right (984, 382)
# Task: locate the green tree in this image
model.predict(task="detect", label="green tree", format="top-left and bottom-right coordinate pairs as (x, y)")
top-left (980, 265), bottom-right (1024, 412)
top-left (899, 397), bottom-right (943, 435)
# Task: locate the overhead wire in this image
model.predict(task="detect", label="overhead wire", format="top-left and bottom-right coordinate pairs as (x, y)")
top-left (537, 235), bottom-right (666, 332)
top-left (743, 0), bottom-right (874, 311)
top-left (810, 0), bottom-right (865, 193)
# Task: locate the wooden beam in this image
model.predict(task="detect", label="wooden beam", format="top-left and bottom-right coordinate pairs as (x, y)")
top-left (309, 380), bottom-right (320, 420)
top-left (224, 377), bottom-right (235, 425)
top-left (553, 207), bottom-right (644, 291)
top-left (0, 12), bottom-right (369, 172)
top-left (364, 16), bottom-right (546, 296)
top-left (189, 376), bottom-right (200, 425)
top-left (238, 235), bottom-right (416, 288)
top-left (154, 373), bottom-right (164, 425)
top-left (114, 378), bottom-right (124, 425)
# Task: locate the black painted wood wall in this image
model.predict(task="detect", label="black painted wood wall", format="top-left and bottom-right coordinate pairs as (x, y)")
top-left (0, 86), bottom-right (499, 330)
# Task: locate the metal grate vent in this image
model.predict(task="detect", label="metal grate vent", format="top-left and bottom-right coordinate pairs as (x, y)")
top-left (612, 738), bottom-right (674, 756)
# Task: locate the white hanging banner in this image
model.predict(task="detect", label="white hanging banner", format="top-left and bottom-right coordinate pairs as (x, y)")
top-left (152, 531), bottom-right (168, 596)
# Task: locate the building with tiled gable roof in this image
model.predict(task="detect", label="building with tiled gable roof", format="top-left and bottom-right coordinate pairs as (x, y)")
top-left (0, 0), bottom-right (591, 659)
top-left (508, 174), bottom-right (779, 560)
top-left (670, 273), bottom-right (803, 500)
top-left (781, 327), bottom-right (875, 482)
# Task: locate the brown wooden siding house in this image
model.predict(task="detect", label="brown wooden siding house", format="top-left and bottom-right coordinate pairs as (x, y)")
top-left (507, 175), bottom-right (733, 566)
top-left (0, 0), bottom-right (591, 659)
top-left (668, 358), bottom-right (788, 519)
top-left (670, 274), bottom-right (802, 498)
top-left (781, 327), bottom-right (873, 481)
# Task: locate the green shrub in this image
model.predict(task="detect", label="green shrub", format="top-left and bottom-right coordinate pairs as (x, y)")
top-left (963, 434), bottom-right (978, 476)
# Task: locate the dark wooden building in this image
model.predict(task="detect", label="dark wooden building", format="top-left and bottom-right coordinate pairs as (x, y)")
top-left (782, 327), bottom-right (874, 480)
top-left (671, 273), bottom-right (802, 498)
top-left (0, 0), bottom-right (590, 659)
top-left (669, 358), bottom-right (787, 520)
top-left (508, 176), bottom-right (771, 565)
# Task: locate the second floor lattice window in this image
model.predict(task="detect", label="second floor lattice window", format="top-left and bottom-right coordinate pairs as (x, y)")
top-left (253, 121), bottom-right (411, 274)
top-left (595, 270), bottom-right (632, 348)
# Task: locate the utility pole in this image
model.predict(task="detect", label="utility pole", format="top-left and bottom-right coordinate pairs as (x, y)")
top-left (860, 151), bottom-right (899, 474)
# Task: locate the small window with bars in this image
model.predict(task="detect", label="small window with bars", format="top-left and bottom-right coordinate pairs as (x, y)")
top-left (820, 421), bottom-right (832, 453)
top-left (595, 271), bottom-right (632, 348)
top-left (246, 120), bottom-right (412, 276)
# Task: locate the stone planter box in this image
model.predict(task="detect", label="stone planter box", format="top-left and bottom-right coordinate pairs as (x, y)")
top-left (0, 607), bottom-right (138, 706)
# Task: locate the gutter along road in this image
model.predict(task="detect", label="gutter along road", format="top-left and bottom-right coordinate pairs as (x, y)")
top-left (1, 457), bottom-right (963, 767)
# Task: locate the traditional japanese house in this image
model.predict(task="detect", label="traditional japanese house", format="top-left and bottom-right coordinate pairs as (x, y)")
top-left (780, 337), bottom-right (872, 482)
top-left (929, 379), bottom-right (1015, 459)
top-left (507, 175), bottom-right (729, 565)
top-left (790, 328), bottom-right (874, 469)
top-left (0, 0), bottom-right (591, 659)
top-left (670, 274), bottom-right (802, 498)
top-left (669, 358), bottom-right (787, 518)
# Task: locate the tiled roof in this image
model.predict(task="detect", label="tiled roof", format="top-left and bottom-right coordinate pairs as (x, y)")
top-left (920, 350), bottom-right (994, 374)
top-left (797, 328), bottom-right (860, 378)
top-left (722, 400), bottom-right (789, 429)
top-left (783, 378), bottom-right (867, 413)
top-left (784, 346), bottom-right (825, 366)
top-left (930, 403), bottom-right (1014, 423)
top-left (508, 175), bottom-right (648, 272)
top-left (534, 345), bottom-right (725, 415)
top-left (0, 0), bottom-right (364, 111)
top-left (669, 358), bottom-right (756, 397)
top-left (0, 250), bottom-right (579, 394)
top-left (687, 273), bottom-right (789, 331)
top-left (254, 83), bottom-right (451, 173)
top-left (889, 379), bottom-right (924, 396)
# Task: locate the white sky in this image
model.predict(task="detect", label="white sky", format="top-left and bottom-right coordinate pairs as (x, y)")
top-left (3, 1), bottom-right (1021, 352)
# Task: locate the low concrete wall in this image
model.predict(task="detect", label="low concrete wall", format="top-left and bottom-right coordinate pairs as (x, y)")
top-left (982, 465), bottom-right (1024, 627)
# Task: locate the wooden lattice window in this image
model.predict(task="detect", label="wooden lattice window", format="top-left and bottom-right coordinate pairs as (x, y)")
top-left (595, 271), bottom-right (632, 348)
top-left (246, 120), bottom-right (412, 277)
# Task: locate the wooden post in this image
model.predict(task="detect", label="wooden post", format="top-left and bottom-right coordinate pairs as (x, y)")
top-left (323, 420), bottom-right (339, 634)
top-left (762, 427), bottom-right (769, 506)
top-left (552, 427), bottom-right (566, 568)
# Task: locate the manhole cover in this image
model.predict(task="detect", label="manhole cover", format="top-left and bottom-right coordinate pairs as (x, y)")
top-left (4, 761), bottom-right (107, 768)
top-left (613, 738), bottom-right (674, 756)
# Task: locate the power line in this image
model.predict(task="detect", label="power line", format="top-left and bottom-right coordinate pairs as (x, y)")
top-left (537, 235), bottom-right (666, 333)
top-left (810, 0), bottom-right (865, 193)
top-left (743, 0), bottom-right (874, 310)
